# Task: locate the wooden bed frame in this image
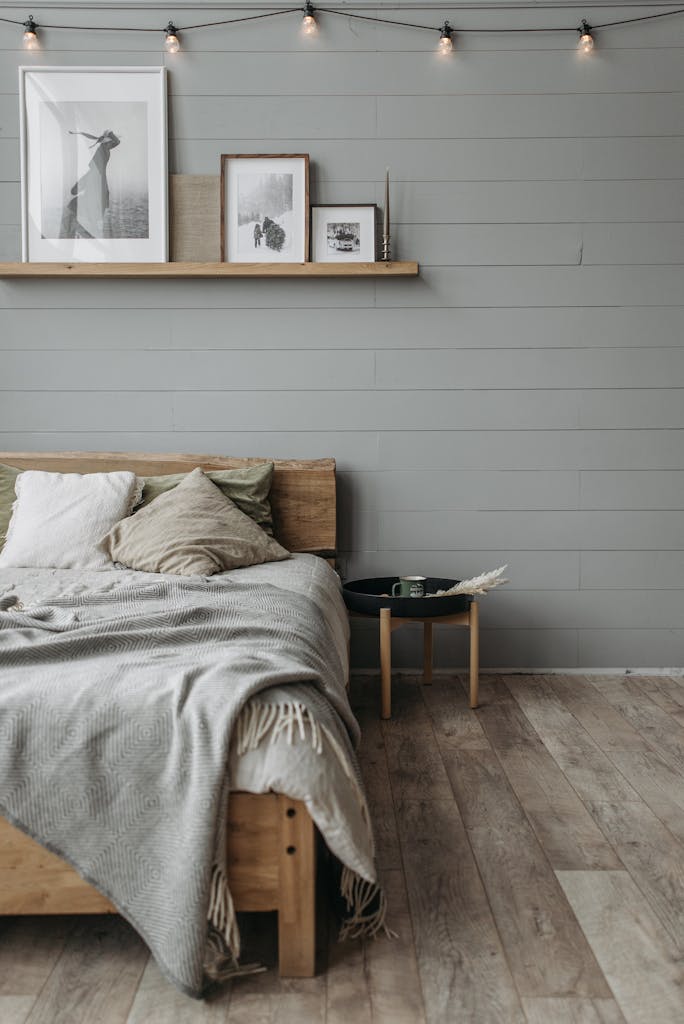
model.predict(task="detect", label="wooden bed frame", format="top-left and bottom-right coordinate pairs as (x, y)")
top-left (0, 451), bottom-right (338, 978)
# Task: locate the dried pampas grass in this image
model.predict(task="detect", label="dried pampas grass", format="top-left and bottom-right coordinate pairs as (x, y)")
top-left (434, 565), bottom-right (509, 597)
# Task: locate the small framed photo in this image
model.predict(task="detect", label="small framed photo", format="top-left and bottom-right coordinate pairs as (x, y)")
top-left (19, 66), bottom-right (168, 262)
top-left (221, 154), bottom-right (309, 263)
top-left (311, 204), bottom-right (377, 263)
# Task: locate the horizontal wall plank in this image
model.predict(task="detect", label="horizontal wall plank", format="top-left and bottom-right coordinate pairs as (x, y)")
top-left (0, 430), bottom-right (380, 470)
top-left (376, 267), bottom-right (684, 308)
top-left (0, 351), bottom-right (375, 391)
top-left (2, 307), bottom-right (683, 352)
top-left (581, 137), bottom-right (684, 180)
top-left (466, 590), bottom-right (684, 629)
top-left (172, 390), bottom-right (584, 431)
top-left (376, 348), bottom-right (684, 390)
top-left (578, 629), bottom-right (684, 666)
top-left (0, 309), bottom-right (173, 349)
top-left (377, 93), bottom-right (684, 138)
top-left (577, 390), bottom-right (684, 429)
top-left (349, 624), bottom-right (580, 670)
top-left (0, 278), bottom-right (377, 310)
top-left (339, 468), bottom-right (583, 511)
top-left (170, 94), bottom-right (377, 140)
top-left (164, 137), bottom-right (684, 183)
top-left (380, 430), bottom-right (684, 471)
top-left (0, 393), bottom-right (173, 432)
top-left (0, 51), bottom-right (160, 95)
top-left (581, 471), bottom-right (684, 510)
top-left (353, 622), bottom-right (684, 670)
top-left (397, 224), bottom-right (582, 266)
top-left (583, 222), bottom-right (684, 265)
top-left (378, 425), bottom-right (684, 468)
top-left (367, 469), bottom-right (580, 511)
top-left (580, 551), bottom-right (684, 590)
top-left (386, 181), bottom-right (684, 225)
top-left (379, 510), bottom-right (684, 550)
top-left (170, 138), bottom-right (586, 182)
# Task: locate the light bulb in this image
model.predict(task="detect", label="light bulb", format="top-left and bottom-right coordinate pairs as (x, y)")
top-left (23, 16), bottom-right (38, 50)
top-left (438, 22), bottom-right (454, 55)
top-left (164, 22), bottom-right (180, 53)
top-left (578, 21), bottom-right (594, 53)
top-left (302, 3), bottom-right (317, 35)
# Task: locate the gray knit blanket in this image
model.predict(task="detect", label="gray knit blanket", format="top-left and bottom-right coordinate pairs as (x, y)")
top-left (0, 576), bottom-right (365, 997)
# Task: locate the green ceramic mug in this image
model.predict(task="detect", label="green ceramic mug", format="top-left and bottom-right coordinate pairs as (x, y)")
top-left (392, 575), bottom-right (426, 598)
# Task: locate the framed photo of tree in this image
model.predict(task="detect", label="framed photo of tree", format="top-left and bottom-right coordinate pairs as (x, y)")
top-left (220, 154), bottom-right (310, 263)
top-left (19, 66), bottom-right (168, 263)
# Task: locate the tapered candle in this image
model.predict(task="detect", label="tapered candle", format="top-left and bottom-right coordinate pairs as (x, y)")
top-left (383, 168), bottom-right (390, 240)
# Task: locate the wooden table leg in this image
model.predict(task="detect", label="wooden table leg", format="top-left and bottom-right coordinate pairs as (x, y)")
top-left (380, 607), bottom-right (392, 720)
top-left (469, 600), bottom-right (479, 709)
top-left (423, 621), bottom-right (433, 685)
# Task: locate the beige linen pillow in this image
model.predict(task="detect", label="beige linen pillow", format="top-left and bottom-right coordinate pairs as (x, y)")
top-left (138, 462), bottom-right (275, 535)
top-left (106, 467), bottom-right (289, 576)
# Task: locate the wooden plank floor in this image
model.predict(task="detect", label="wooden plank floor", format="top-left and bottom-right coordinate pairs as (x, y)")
top-left (2, 673), bottom-right (684, 1022)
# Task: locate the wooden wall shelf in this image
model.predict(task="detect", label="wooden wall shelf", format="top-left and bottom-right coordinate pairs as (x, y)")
top-left (0, 261), bottom-right (418, 279)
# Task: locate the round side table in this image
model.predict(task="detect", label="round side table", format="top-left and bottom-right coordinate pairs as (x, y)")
top-left (377, 603), bottom-right (479, 719)
top-left (343, 577), bottom-right (479, 720)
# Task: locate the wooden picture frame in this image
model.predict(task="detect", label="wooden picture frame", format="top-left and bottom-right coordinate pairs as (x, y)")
top-left (311, 204), bottom-right (377, 263)
top-left (220, 154), bottom-right (310, 263)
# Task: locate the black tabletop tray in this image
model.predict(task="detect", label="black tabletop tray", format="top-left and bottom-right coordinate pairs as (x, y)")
top-left (342, 577), bottom-right (471, 618)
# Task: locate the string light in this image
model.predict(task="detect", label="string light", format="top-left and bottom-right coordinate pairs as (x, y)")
top-left (4, 5), bottom-right (678, 54)
top-left (22, 15), bottom-right (38, 50)
top-left (578, 19), bottom-right (595, 52)
top-left (164, 21), bottom-right (180, 53)
top-left (438, 21), bottom-right (454, 55)
top-left (301, 2), bottom-right (317, 36)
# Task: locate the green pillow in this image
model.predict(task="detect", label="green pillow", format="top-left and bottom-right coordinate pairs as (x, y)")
top-left (0, 463), bottom-right (21, 552)
top-left (138, 462), bottom-right (275, 535)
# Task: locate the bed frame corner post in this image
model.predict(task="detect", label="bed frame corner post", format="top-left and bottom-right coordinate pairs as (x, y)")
top-left (277, 796), bottom-right (316, 977)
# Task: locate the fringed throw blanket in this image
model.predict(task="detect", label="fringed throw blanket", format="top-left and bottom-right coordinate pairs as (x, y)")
top-left (0, 575), bottom-right (381, 997)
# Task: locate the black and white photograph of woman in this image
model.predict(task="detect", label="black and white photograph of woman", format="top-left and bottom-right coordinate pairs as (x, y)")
top-left (60, 128), bottom-right (120, 238)
top-left (39, 100), bottom-right (149, 240)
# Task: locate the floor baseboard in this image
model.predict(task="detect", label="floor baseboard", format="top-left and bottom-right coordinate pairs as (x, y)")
top-left (351, 666), bottom-right (684, 677)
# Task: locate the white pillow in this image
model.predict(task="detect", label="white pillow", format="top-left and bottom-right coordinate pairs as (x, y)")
top-left (0, 470), bottom-right (142, 570)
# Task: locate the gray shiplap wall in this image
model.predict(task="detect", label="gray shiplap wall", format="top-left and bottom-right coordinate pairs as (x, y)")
top-left (1, 1), bottom-right (683, 669)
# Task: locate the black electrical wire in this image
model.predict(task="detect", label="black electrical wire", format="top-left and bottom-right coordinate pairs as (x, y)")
top-left (0, 6), bottom-right (300, 31)
top-left (2, 1), bottom-right (684, 39)
top-left (319, 3), bottom-right (684, 32)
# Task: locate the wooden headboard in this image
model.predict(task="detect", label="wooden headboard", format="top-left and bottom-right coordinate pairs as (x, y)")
top-left (0, 452), bottom-right (337, 557)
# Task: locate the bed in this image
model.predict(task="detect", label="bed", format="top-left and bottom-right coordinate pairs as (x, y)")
top-left (0, 451), bottom-right (372, 995)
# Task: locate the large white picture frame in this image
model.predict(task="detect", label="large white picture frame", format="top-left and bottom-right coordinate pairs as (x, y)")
top-left (19, 66), bottom-right (168, 262)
